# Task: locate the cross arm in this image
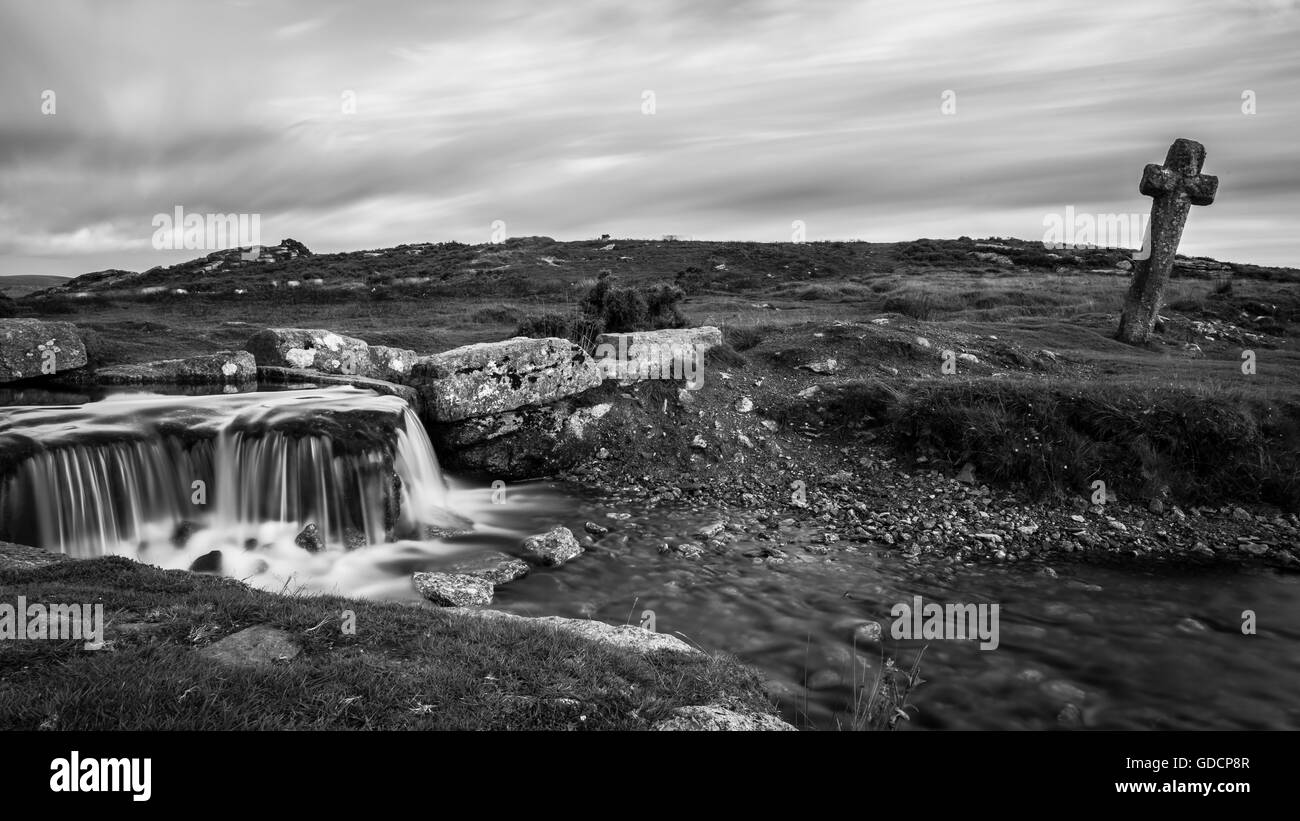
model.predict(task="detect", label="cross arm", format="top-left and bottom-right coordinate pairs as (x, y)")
top-left (1184, 173), bottom-right (1218, 206)
top-left (1139, 163), bottom-right (1177, 197)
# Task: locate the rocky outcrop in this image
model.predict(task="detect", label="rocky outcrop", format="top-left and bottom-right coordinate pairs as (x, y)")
top-left (0, 319), bottom-right (87, 383)
top-left (94, 351), bottom-right (256, 384)
top-left (431, 398), bottom-right (611, 477)
top-left (413, 572), bottom-right (495, 606)
top-left (410, 337), bottom-right (602, 422)
top-left (521, 526), bottom-right (583, 566)
top-left (651, 705), bottom-right (798, 731)
top-left (592, 326), bottom-right (721, 385)
top-left (245, 328), bottom-right (416, 382)
top-left (447, 608), bottom-right (701, 655)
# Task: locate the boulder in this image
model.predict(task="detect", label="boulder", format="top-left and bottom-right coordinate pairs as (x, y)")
top-left (410, 337), bottom-right (602, 422)
top-left (245, 328), bottom-right (416, 382)
top-left (520, 526), bottom-right (583, 566)
top-left (246, 327), bottom-right (371, 373)
top-left (367, 345), bottom-right (417, 382)
top-left (94, 351), bottom-right (256, 384)
top-left (412, 572), bottom-right (494, 606)
top-left (447, 608), bottom-right (701, 655)
top-left (592, 326), bottom-right (720, 385)
top-left (652, 705), bottom-right (798, 731)
top-left (0, 319), bottom-right (87, 383)
top-left (431, 399), bottom-right (611, 477)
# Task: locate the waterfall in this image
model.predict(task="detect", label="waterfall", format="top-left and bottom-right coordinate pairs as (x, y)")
top-left (0, 387), bottom-right (459, 560)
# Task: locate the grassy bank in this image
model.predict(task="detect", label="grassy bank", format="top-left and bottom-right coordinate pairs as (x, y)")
top-left (886, 378), bottom-right (1300, 510)
top-left (0, 557), bottom-right (774, 730)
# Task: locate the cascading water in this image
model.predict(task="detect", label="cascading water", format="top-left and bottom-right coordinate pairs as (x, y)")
top-left (0, 387), bottom-right (467, 587)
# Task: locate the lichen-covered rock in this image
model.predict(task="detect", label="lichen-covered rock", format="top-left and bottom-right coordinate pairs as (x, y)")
top-left (411, 337), bottom-right (602, 422)
top-left (652, 705), bottom-right (798, 731)
top-left (413, 572), bottom-right (494, 606)
top-left (246, 328), bottom-right (417, 382)
top-left (95, 351), bottom-right (256, 384)
top-left (447, 608), bottom-right (701, 655)
top-left (521, 526), bottom-right (583, 566)
top-left (592, 326), bottom-right (721, 385)
top-left (247, 328), bottom-right (371, 373)
top-left (367, 345), bottom-right (417, 382)
top-left (0, 319), bottom-right (87, 383)
top-left (444, 551), bottom-right (530, 585)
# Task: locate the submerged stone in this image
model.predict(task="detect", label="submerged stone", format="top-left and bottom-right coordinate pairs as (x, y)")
top-left (443, 551), bottom-right (530, 585)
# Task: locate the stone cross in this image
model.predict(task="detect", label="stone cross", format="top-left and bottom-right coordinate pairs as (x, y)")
top-left (1116, 138), bottom-right (1218, 344)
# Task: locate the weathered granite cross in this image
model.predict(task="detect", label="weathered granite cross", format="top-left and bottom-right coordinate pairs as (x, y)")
top-left (1116, 138), bottom-right (1218, 344)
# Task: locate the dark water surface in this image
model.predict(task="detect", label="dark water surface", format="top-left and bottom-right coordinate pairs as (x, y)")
top-left (429, 480), bottom-right (1300, 730)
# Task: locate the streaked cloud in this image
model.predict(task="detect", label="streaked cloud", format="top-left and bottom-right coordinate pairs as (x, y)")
top-left (0, 0), bottom-right (1296, 276)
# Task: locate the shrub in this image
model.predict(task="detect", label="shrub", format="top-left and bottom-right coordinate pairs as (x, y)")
top-left (674, 266), bottom-right (706, 295)
top-left (706, 343), bottom-right (747, 370)
top-left (881, 290), bottom-right (942, 321)
top-left (579, 272), bottom-right (686, 333)
top-left (514, 312), bottom-right (604, 348)
top-left (725, 325), bottom-right (767, 352)
top-left (470, 305), bottom-right (519, 325)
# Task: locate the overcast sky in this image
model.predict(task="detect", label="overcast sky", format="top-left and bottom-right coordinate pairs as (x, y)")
top-left (1, 0), bottom-right (1297, 277)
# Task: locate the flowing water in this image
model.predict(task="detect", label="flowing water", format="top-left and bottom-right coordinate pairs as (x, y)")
top-left (3, 386), bottom-right (1298, 730)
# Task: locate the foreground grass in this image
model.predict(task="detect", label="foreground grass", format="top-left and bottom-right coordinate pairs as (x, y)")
top-left (0, 557), bottom-right (773, 730)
